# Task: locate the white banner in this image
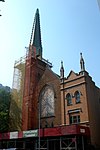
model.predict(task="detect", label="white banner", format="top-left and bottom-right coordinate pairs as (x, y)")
top-left (10, 131), bottom-right (18, 139)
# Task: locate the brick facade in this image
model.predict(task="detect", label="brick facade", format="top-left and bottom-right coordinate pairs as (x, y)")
top-left (60, 70), bottom-right (100, 147)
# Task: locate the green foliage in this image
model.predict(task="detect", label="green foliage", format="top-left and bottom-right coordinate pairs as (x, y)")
top-left (0, 88), bottom-right (11, 132)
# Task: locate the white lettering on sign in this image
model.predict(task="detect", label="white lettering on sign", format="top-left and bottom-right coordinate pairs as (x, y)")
top-left (23, 130), bottom-right (38, 137)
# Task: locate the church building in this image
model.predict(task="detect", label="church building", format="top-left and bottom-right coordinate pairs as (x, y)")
top-left (8, 8), bottom-right (100, 150)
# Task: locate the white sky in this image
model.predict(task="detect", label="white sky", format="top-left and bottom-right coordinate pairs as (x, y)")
top-left (0, 0), bottom-right (100, 87)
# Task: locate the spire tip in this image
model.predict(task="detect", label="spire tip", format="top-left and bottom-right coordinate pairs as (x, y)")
top-left (80, 52), bottom-right (85, 72)
top-left (36, 8), bottom-right (39, 14)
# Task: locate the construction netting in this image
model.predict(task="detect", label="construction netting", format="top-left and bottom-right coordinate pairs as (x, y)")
top-left (9, 56), bottom-right (26, 131)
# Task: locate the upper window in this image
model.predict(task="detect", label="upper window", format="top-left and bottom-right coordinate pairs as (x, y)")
top-left (66, 93), bottom-right (72, 106)
top-left (74, 91), bottom-right (80, 104)
top-left (70, 115), bottom-right (80, 124)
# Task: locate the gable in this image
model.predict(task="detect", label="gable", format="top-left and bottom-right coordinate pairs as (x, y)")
top-left (67, 70), bottom-right (78, 80)
top-left (39, 67), bottom-right (60, 85)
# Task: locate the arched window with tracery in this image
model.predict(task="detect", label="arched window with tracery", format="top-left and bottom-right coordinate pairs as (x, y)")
top-left (66, 93), bottom-right (72, 106)
top-left (39, 85), bottom-right (55, 118)
top-left (75, 91), bottom-right (81, 104)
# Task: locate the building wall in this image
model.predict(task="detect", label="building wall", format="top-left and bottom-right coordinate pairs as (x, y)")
top-left (37, 67), bottom-right (61, 128)
top-left (22, 55), bottom-right (61, 130)
top-left (61, 70), bottom-right (100, 147)
top-left (22, 57), bottom-right (47, 130)
top-left (61, 71), bottom-right (89, 126)
top-left (85, 72), bottom-right (100, 147)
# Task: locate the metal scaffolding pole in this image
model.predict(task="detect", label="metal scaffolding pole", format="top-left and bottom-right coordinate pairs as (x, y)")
top-left (60, 137), bottom-right (62, 150)
top-left (75, 136), bottom-right (77, 150)
top-left (47, 138), bottom-right (49, 150)
top-left (38, 100), bottom-right (41, 150)
top-left (82, 136), bottom-right (85, 150)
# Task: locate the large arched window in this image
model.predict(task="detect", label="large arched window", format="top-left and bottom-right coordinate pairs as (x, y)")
top-left (75, 91), bottom-right (80, 104)
top-left (39, 85), bottom-right (55, 118)
top-left (66, 93), bottom-right (72, 106)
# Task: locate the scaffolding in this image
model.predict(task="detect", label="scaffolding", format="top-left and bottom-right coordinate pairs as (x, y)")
top-left (9, 56), bottom-right (26, 131)
top-left (0, 124), bottom-right (90, 149)
top-left (0, 135), bottom-right (88, 150)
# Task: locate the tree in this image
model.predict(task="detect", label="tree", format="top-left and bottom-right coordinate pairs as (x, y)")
top-left (0, 88), bottom-right (11, 132)
top-left (0, 0), bottom-right (5, 17)
top-left (0, 0), bottom-right (5, 2)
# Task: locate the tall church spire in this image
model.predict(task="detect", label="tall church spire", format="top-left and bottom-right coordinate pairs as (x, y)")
top-left (80, 53), bottom-right (85, 72)
top-left (30, 8), bottom-right (42, 59)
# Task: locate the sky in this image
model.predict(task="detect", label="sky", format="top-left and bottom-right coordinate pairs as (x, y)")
top-left (0, 0), bottom-right (100, 88)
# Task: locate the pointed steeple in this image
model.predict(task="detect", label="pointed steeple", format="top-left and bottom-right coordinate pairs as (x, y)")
top-left (80, 53), bottom-right (85, 72)
top-left (60, 61), bottom-right (64, 80)
top-left (30, 9), bottom-right (42, 59)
